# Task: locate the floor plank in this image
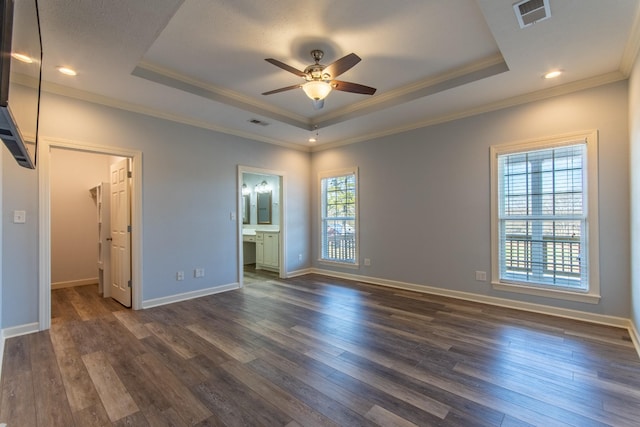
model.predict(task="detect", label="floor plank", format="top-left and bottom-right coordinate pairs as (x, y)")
top-left (82, 351), bottom-right (139, 422)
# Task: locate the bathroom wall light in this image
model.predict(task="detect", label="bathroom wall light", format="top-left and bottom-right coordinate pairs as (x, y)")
top-left (242, 183), bottom-right (250, 195)
top-left (255, 180), bottom-right (271, 193)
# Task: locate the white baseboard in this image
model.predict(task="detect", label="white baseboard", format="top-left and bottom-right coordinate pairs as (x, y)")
top-left (285, 268), bottom-right (314, 278)
top-left (51, 278), bottom-right (98, 290)
top-left (2, 322), bottom-right (40, 339)
top-left (0, 328), bottom-right (4, 380)
top-left (141, 283), bottom-right (240, 309)
top-left (630, 320), bottom-right (640, 359)
top-left (311, 268), bottom-right (632, 329)
top-left (0, 322), bottom-right (39, 385)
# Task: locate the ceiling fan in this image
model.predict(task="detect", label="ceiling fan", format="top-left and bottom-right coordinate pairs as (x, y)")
top-left (262, 49), bottom-right (376, 109)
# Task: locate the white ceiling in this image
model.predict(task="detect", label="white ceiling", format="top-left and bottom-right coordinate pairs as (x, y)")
top-left (37, 0), bottom-right (640, 150)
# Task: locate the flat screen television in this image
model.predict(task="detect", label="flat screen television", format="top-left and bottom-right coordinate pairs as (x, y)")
top-left (0, 0), bottom-right (42, 169)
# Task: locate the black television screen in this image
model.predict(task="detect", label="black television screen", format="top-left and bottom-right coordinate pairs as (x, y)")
top-left (0, 0), bottom-right (42, 169)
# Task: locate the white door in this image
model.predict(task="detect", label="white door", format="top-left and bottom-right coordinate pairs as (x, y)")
top-left (110, 158), bottom-right (132, 307)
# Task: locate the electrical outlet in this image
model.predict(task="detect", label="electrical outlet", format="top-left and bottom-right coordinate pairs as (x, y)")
top-left (475, 271), bottom-right (487, 281)
top-left (298, 253), bottom-right (303, 261)
top-left (176, 271), bottom-right (184, 281)
top-left (364, 258), bottom-right (371, 266)
top-left (13, 210), bottom-right (26, 224)
top-left (194, 268), bottom-right (205, 278)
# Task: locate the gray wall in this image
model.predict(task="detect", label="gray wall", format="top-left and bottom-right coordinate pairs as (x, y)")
top-left (0, 78), bottom-right (632, 329)
top-left (2, 144), bottom-right (39, 326)
top-left (630, 50), bottom-right (640, 334)
top-left (1, 90), bottom-right (311, 327)
top-left (312, 80), bottom-right (630, 317)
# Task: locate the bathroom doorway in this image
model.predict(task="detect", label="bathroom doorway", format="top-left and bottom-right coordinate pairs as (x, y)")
top-left (237, 166), bottom-right (286, 286)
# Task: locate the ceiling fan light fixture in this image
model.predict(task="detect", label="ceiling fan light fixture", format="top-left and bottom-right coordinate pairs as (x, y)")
top-left (302, 80), bottom-right (332, 101)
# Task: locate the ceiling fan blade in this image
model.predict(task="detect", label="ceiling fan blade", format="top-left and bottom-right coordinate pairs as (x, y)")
top-left (262, 84), bottom-right (302, 95)
top-left (311, 99), bottom-right (325, 110)
top-left (324, 53), bottom-right (361, 78)
top-left (331, 80), bottom-right (377, 95)
top-left (264, 58), bottom-right (306, 77)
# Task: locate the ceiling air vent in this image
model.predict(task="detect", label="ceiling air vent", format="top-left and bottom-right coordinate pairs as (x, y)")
top-left (248, 118), bottom-right (270, 126)
top-left (513, 0), bottom-right (551, 29)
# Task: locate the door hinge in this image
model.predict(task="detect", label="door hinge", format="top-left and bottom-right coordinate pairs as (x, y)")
top-left (127, 171), bottom-right (132, 178)
top-left (127, 225), bottom-right (132, 232)
top-left (128, 280), bottom-right (132, 288)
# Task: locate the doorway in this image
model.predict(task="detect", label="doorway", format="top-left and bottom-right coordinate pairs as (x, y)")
top-left (39, 139), bottom-right (142, 330)
top-left (237, 166), bottom-right (286, 286)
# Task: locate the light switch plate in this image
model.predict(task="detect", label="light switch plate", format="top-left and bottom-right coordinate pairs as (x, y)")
top-left (13, 210), bottom-right (26, 224)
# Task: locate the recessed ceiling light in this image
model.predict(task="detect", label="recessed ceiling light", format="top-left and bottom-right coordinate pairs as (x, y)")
top-left (544, 70), bottom-right (563, 79)
top-left (11, 53), bottom-right (33, 63)
top-left (57, 66), bottom-right (77, 76)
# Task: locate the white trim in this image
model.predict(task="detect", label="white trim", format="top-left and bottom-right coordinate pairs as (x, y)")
top-left (141, 283), bottom-right (239, 309)
top-left (491, 281), bottom-right (600, 304)
top-left (284, 267), bottom-right (314, 278)
top-left (2, 322), bottom-right (40, 339)
top-left (318, 167), bottom-right (359, 265)
top-left (51, 278), bottom-right (98, 290)
top-left (0, 322), bottom-right (40, 379)
top-left (317, 259), bottom-right (360, 269)
top-left (620, 3), bottom-right (640, 76)
top-left (630, 320), bottom-right (640, 359)
top-left (489, 130), bottom-right (600, 304)
top-left (0, 329), bottom-right (4, 380)
top-left (311, 72), bottom-right (625, 152)
top-left (41, 80), bottom-right (310, 153)
top-left (0, 140), bottom-right (3, 375)
top-left (40, 65), bottom-right (624, 153)
top-left (237, 166), bottom-right (287, 287)
top-left (311, 268), bottom-right (630, 329)
top-left (39, 137), bottom-right (143, 331)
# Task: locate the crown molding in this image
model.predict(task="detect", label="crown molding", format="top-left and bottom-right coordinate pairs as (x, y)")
top-left (620, 1), bottom-right (640, 76)
top-left (40, 80), bottom-right (311, 152)
top-left (312, 53), bottom-right (508, 127)
top-left (38, 67), bottom-right (625, 155)
top-left (312, 71), bottom-right (626, 152)
top-left (134, 55), bottom-right (508, 132)
top-left (132, 61), bottom-right (311, 130)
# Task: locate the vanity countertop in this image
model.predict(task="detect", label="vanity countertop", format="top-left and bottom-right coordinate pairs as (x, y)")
top-left (243, 228), bottom-right (279, 235)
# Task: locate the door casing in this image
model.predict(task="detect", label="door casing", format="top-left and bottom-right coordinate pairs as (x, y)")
top-left (237, 165), bottom-right (286, 286)
top-left (38, 137), bottom-right (143, 330)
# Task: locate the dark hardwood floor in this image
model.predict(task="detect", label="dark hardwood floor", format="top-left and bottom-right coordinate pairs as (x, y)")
top-left (2, 273), bottom-right (640, 426)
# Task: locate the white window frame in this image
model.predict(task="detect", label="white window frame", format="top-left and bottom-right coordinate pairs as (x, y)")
top-left (319, 167), bottom-right (359, 267)
top-left (490, 130), bottom-right (600, 304)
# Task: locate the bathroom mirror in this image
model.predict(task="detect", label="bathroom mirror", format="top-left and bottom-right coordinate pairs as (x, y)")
top-left (257, 191), bottom-right (272, 224)
top-left (242, 195), bottom-right (250, 224)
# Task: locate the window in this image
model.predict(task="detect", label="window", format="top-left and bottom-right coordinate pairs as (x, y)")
top-left (320, 168), bottom-right (358, 265)
top-left (491, 131), bottom-right (600, 303)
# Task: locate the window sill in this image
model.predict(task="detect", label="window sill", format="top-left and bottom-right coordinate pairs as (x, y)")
top-left (492, 281), bottom-right (601, 304)
top-left (318, 259), bottom-right (360, 270)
